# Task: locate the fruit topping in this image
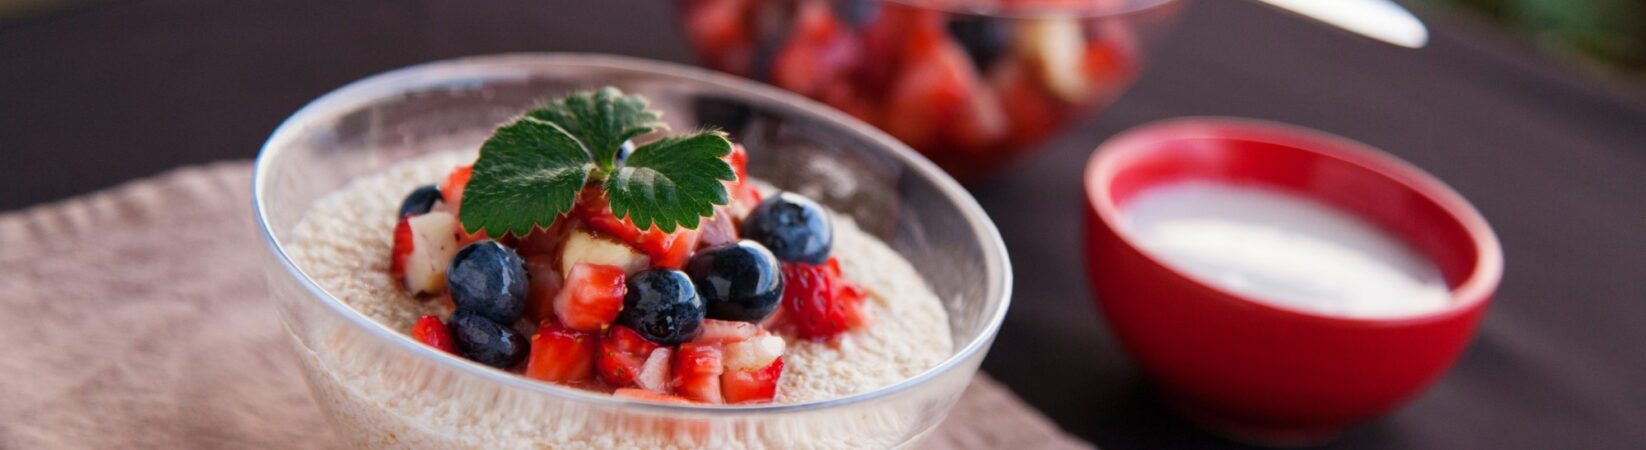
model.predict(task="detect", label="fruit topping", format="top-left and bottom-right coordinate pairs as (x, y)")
top-left (597, 325), bottom-right (663, 388)
top-left (575, 188), bottom-right (701, 269)
top-left (693, 318), bottom-right (762, 345)
top-left (391, 212), bottom-right (461, 295)
top-left (525, 321), bottom-right (598, 383)
top-left (411, 315), bottom-right (456, 353)
top-left (560, 229), bottom-right (651, 278)
top-left (635, 348), bottom-right (674, 393)
top-left (722, 333), bottom-right (786, 371)
top-left (722, 357), bottom-right (784, 404)
top-left (686, 241), bottom-right (785, 323)
top-left (523, 254), bottom-right (564, 323)
top-left (554, 263), bottom-right (628, 332)
top-left (439, 165), bottom-right (473, 210)
top-left (448, 240), bottom-right (528, 324)
top-left (1014, 17), bottom-right (1090, 102)
top-left (740, 193), bottom-right (834, 264)
top-left (397, 184), bottom-right (443, 218)
top-left (671, 343), bottom-right (726, 404)
top-left (618, 269), bottom-right (707, 346)
top-left (780, 258), bottom-right (865, 340)
top-left (449, 311), bottom-right (529, 368)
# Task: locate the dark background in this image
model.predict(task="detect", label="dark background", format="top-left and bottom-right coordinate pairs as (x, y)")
top-left (3, 1), bottom-right (1644, 448)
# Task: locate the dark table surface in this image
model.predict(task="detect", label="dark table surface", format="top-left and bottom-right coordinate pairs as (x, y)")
top-left (4, 0), bottom-right (1644, 448)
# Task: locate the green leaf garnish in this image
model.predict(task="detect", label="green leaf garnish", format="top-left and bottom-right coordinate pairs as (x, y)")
top-left (458, 87), bottom-right (735, 236)
top-left (607, 132), bottom-right (737, 232)
top-left (527, 86), bottom-right (663, 174)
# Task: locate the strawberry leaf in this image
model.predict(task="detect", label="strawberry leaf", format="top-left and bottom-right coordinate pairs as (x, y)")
top-left (604, 132), bottom-right (736, 232)
top-left (527, 87), bottom-right (664, 173)
top-left (458, 117), bottom-right (595, 236)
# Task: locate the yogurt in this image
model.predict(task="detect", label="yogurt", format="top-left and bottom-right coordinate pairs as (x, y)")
top-left (1123, 181), bottom-right (1452, 318)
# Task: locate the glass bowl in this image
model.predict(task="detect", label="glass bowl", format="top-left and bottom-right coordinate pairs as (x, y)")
top-left (678, 0), bottom-right (1184, 180)
top-left (254, 53), bottom-right (1012, 448)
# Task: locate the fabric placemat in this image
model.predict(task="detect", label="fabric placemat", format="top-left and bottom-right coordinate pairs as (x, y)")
top-left (0, 162), bottom-right (1090, 449)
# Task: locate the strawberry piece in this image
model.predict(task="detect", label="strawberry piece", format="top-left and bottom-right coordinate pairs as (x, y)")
top-left (439, 165), bottom-right (472, 208)
top-left (390, 215), bottom-right (414, 281)
top-left (525, 321), bottom-right (598, 384)
top-left (635, 348), bottom-right (673, 393)
top-left (880, 23), bottom-right (1005, 157)
top-left (613, 387), bottom-right (696, 405)
top-left (680, 0), bottom-right (760, 77)
top-left (575, 187), bottom-right (701, 268)
top-left (524, 254), bottom-right (563, 323)
top-left (554, 263), bottom-right (627, 332)
top-left (770, 0), bottom-right (862, 102)
top-left (722, 333), bottom-right (785, 371)
top-left (721, 357), bottom-right (784, 404)
top-left (597, 326), bottom-right (663, 388)
top-left (671, 343), bottom-right (726, 404)
top-left (780, 258), bottom-right (866, 340)
top-left (411, 315), bottom-right (456, 353)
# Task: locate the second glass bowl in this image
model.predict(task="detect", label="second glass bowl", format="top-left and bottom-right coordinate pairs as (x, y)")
top-left (679, 0), bottom-right (1183, 179)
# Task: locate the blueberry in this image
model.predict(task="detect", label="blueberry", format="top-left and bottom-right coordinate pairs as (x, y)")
top-left (686, 240), bottom-right (784, 323)
top-left (947, 16), bottom-right (1010, 70)
top-left (739, 193), bottom-right (833, 264)
top-left (398, 184), bottom-right (442, 218)
top-left (615, 139), bottom-right (636, 164)
top-left (448, 311), bottom-right (528, 368)
top-left (447, 240), bottom-right (527, 324)
top-left (833, 0), bottom-right (878, 28)
top-left (617, 269), bottom-right (706, 346)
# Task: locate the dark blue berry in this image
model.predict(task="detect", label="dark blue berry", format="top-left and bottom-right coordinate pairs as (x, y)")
top-left (833, 0), bottom-right (878, 28)
top-left (740, 193), bottom-right (833, 264)
top-left (447, 240), bottom-right (527, 324)
top-left (615, 139), bottom-right (636, 164)
top-left (947, 17), bottom-right (1010, 71)
top-left (686, 240), bottom-right (784, 323)
top-left (398, 184), bottom-right (442, 218)
top-left (448, 311), bottom-right (528, 368)
top-left (617, 269), bottom-right (705, 346)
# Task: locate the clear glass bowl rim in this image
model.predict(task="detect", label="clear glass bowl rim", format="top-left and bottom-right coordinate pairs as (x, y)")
top-left (252, 52), bottom-right (1014, 416)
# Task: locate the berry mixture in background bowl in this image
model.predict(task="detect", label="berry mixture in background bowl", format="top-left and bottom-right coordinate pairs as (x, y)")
top-left (258, 55), bottom-right (1010, 449)
top-left (679, 0), bottom-right (1182, 179)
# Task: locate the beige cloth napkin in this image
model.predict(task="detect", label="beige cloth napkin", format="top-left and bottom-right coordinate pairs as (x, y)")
top-left (0, 162), bottom-right (1090, 450)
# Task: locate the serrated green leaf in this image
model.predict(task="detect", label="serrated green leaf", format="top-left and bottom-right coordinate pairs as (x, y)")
top-left (604, 132), bottom-right (736, 232)
top-left (527, 87), bottom-right (665, 172)
top-left (458, 117), bottom-right (595, 237)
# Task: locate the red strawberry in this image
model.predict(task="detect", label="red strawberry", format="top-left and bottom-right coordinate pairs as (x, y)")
top-left (770, 0), bottom-right (861, 100)
top-left (525, 321), bottom-right (598, 384)
top-left (613, 387), bottom-right (696, 405)
top-left (411, 315), bottom-right (456, 353)
top-left (635, 347), bottom-right (673, 393)
top-left (694, 319), bottom-right (761, 345)
top-left (575, 187), bottom-right (701, 268)
top-left (439, 165), bottom-right (472, 208)
top-left (597, 326), bottom-right (663, 388)
top-left (390, 215), bottom-right (413, 281)
top-left (780, 258), bottom-right (866, 340)
top-left (524, 254), bottom-right (563, 323)
top-left (554, 263), bottom-right (627, 332)
top-left (671, 343), bottom-right (726, 404)
top-left (721, 357), bottom-right (783, 404)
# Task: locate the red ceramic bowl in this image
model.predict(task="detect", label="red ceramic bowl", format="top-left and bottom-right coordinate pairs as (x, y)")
top-left (1083, 118), bottom-right (1503, 444)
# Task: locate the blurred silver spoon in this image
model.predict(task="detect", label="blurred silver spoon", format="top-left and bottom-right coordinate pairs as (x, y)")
top-left (1252, 0), bottom-right (1429, 48)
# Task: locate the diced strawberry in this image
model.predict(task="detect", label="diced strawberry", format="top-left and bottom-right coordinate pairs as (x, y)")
top-left (681, 0), bottom-right (760, 77)
top-left (696, 208), bottom-right (740, 249)
top-left (880, 22), bottom-right (1005, 157)
top-left (410, 315), bottom-right (456, 353)
top-left (554, 263), bottom-right (627, 332)
top-left (524, 254), bottom-right (563, 323)
top-left (439, 165), bottom-right (472, 208)
top-left (770, 0), bottom-right (862, 102)
top-left (671, 343), bottom-right (726, 404)
top-left (693, 319), bottom-right (761, 345)
top-left (560, 230), bottom-right (650, 277)
top-left (525, 321), bottom-right (598, 384)
top-left (635, 347), bottom-right (673, 393)
top-left (721, 357), bottom-right (784, 404)
top-left (780, 258), bottom-right (866, 340)
top-left (613, 387), bottom-right (696, 405)
top-left (575, 187), bottom-right (700, 269)
top-left (597, 325), bottom-right (663, 388)
top-left (390, 216), bottom-right (413, 281)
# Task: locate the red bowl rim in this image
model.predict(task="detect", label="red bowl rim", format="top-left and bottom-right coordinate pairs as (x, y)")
top-left (1085, 117), bottom-right (1504, 328)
